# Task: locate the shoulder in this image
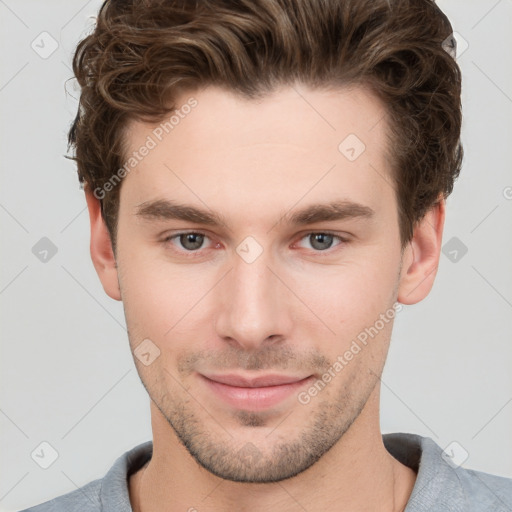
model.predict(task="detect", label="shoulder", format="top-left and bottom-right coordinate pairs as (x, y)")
top-left (383, 432), bottom-right (512, 511)
top-left (453, 466), bottom-right (512, 511)
top-left (17, 479), bottom-right (102, 512)
top-left (17, 440), bottom-right (153, 512)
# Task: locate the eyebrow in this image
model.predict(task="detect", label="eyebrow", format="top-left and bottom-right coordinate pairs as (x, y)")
top-left (134, 198), bottom-right (375, 228)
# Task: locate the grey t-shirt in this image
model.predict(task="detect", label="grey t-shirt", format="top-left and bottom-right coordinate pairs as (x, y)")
top-left (19, 432), bottom-right (512, 511)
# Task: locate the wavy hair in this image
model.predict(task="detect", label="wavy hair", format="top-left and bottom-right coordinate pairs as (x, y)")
top-left (67, 0), bottom-right (463, 252)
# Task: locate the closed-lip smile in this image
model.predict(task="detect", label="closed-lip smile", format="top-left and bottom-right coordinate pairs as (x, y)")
top-left (198, 372), bottom-right (315, 410)
top-left (200, 373), bottom-right (312, 387)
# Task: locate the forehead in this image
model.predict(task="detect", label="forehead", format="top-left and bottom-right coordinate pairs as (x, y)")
top-left (119, 83), bottom-right (394, 225)
top-left (131, 84), bottom-right (386, 150)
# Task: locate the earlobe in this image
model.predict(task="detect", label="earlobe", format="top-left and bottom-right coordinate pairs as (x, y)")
top-left (84, 185), bottom-right (122, 301)
top-left (397, 199), bottom-right (446, 305)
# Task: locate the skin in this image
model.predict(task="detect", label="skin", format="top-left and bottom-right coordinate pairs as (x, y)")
top-left (85, 83), bottom-right (445, 511)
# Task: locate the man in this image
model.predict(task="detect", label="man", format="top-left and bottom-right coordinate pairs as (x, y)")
top-left (21, 0), bottom-right (512, 510)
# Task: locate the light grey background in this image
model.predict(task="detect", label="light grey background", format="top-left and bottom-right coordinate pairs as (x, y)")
top-left (1, 1), bottom-right (511, 510)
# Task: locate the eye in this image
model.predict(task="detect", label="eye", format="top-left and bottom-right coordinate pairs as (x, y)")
top-left (162, 230), bottom-right (347, 257)
top-left (296, 232), bottom-right (345, 252)
top-left (163, 231), bottom-right (211, 252)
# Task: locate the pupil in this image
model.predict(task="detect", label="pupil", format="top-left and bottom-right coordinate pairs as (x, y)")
top-left (181, 233), bottom-right (203, 250)
top-left (311, 233), bottom-right (333, 250)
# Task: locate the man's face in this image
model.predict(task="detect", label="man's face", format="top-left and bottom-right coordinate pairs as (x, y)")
top-left (115, 84), bottom-right (405, 482)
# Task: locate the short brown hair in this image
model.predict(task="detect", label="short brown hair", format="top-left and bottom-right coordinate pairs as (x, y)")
top-left (67, 0), bottom-right (463, 253)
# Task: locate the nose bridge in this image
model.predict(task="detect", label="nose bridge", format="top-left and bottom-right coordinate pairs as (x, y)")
top-left (214, 237), bottom-right (291, 349)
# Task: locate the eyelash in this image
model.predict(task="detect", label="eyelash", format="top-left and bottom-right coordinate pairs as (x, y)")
top-left (161, 230), bottom-right (348, 258)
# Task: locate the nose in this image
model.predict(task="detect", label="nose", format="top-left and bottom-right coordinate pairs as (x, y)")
top-left (214, 244), bottom-right (294, 352)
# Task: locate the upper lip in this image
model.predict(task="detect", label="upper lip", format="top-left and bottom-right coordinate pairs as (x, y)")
top-left (200, 373), bottom-right (312, 388)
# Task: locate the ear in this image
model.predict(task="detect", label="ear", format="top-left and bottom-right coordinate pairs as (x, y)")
top-left (84, 184), bottom-right (122, 301)
top-left (397, 198), bottom-right (445, 305)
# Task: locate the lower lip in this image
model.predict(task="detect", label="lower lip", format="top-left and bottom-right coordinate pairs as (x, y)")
top-left (199, 374), bottom-right (314, 411)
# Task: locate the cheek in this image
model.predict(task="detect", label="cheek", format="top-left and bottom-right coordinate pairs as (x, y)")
top-left (291, 253), bottom-right (399, 335)
top-left (289, 266), bottom-right (399, 378)
top-left (118, 251), bottom-right (213, 341)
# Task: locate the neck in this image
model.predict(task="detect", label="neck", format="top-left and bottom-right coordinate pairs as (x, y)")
top-left (129, 387), bottom-right (417, 512)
